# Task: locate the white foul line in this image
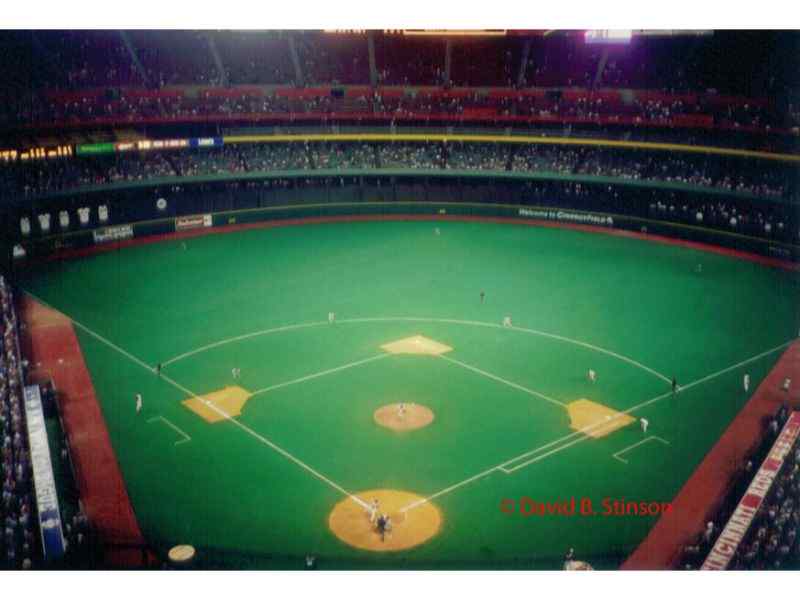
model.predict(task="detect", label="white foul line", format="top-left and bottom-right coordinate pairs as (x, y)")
top-left (250, 353), bottom-right (390, 397)
top-left (402, 339), bottom-right (794, 512)
top-left (612, 436), bottom-right (670, 465)
top-left (160, 372), bottom-right (369, 509)
top-left (147, 416), bottom-right (191, 446)
top-left (439, 354), bottom-right (566, 408)
top-left (24, 290), bottom-right (795, 516)
top-left (23, 291), bottom-right (369, 510)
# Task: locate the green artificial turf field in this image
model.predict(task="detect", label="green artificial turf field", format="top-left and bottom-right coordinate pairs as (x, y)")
top-left (17, 220), bottom-right (800, 569)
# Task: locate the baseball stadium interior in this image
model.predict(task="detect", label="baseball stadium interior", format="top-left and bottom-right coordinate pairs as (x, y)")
top-left (0, 27), bottom-right (799, 573)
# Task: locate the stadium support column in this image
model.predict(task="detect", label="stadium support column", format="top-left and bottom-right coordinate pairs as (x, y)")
top-left (120, 31), bottom-right (149, 87)
top-left (288, 34), bottom-right (305, 87)
top-left (208, 34), bottom-right (227, 86)
top-left (517, 39), bottom-right (531, 87)
top-left (593, 47), bottom-right (609, 89)
top-left (367, 32), bottom-right (378, 87)
top-left (444, 39), bottom-right (452, 85)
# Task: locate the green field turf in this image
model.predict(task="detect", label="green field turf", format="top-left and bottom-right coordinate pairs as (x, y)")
top-left (17, 220), bottom-right (800, 569)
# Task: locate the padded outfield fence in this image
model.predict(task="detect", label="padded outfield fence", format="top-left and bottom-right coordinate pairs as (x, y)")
top-left (9, 199), bottom-right (800, 269)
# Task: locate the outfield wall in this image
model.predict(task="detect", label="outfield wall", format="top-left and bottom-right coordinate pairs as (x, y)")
top-left (11, 196), bottom-right (800, 272)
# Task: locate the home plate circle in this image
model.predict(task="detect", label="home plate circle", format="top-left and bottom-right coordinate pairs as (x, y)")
top-left (328, 489), bottom-right (442, 552)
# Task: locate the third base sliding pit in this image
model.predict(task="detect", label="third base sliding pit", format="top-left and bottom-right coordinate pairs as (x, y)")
top-left (328, 489), bottom-right (442, 552)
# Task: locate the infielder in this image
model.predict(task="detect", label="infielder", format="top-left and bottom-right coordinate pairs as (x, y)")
top-left (135, 393), bottom-right (143, 414)
top-left (398, 403), bottom-right (407, 419)
top-left (232, 367), bottom-right (240, 380)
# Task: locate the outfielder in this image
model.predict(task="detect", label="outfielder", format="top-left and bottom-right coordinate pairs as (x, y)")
top-left (135, 393), bottom-right (143, 414)
top-left (640, 418), bottom-right (649, 433)
top-left (232, 367), bottom-right (240, 380)
top-left (328, 312), bottom-right (335, 324)
top-left (588, 369), bottom-right (596, 383)
top-left (743, 374), bottom-right (750, 392)
top-left (503, 316), bottom-right (512, 327)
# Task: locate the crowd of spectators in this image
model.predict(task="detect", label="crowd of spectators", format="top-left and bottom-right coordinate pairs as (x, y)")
top-left (214, 32), bottom-right (295, 86)
top-left (40, 31), bottom-right (141, 90)
top-left (295, 34), bottom-right (369, 86)
top-left (0, 143), bottom-right (795, 209)
top-left (648, 198), bottom-right (793, 240)
top-left (130, 31), bottom-right (221, 87)
top-left (682, 405), bottom-right (800, 570)
top-left (238, 144), bottom-right (311, 172)
top-left (375, 143), bottom-right (444, 169)
top-left (171, 147), bottom-right (246, 177)
top-left (373, 35), bottom-right (446, 86)
top-left (4, 88), bottom-right (790, 135)
top-left (446, 143), bottom-right (508, 171)
top-left (1, 276), bottom-right (34, 569)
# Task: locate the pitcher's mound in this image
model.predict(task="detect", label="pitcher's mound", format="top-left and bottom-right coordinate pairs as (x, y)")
top-left (329, 489), bottom-right (441, 552)
top-left (374, 403), bottom-right (434, 431)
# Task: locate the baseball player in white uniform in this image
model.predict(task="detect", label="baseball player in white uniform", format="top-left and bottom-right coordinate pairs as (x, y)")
top-left (503, 316), bottom-right (512, 327)
top-left (743, 374), bottom-right (750, 392)
top-left (588, 369), bottom-right (597, 383)
top-left (328, 312), bottom-right (335, 324)
top-left (135, 393), bottom-right (143, 414)
top-left (640, 418), bottom-right (649, 433)
top-left (368, 499), bottom-right (379, 524)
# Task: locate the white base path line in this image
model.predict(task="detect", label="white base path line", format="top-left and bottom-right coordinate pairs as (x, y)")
top-left (612, 436), bottom-right (670, 465)
top-left (147, 416), bottom-right (191, 446)
top-left (402, 339), bottom-right (794, 512)
top-left (439, 354), bottom-right (566, 408)
top-left (160, 373), bottom-right (369, 510)
top-left (23, 291), bottom-right (368, 510)
top-left (250, 353), bottom-right (390, 397)
top-left (160, 316), bottom-right (671, 385)
top-left (500, 435), bottom-right (594, 474)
